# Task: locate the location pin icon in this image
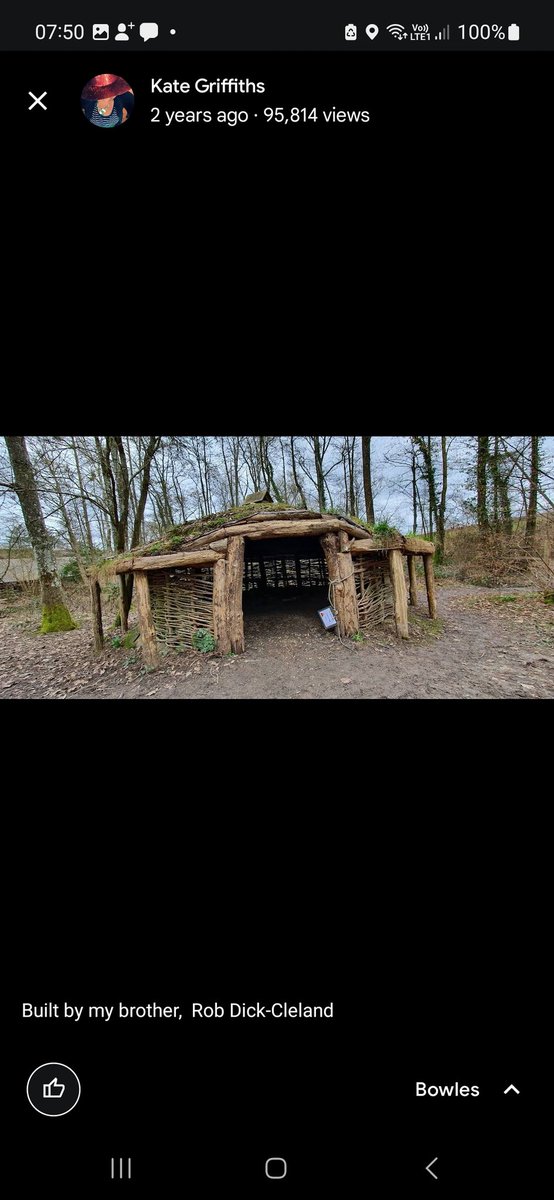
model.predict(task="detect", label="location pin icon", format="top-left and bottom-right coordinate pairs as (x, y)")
top-left (365, 24), bottom-right (379, 39)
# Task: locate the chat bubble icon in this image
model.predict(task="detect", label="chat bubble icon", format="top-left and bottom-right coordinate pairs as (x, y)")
top-left (139, 21), bottom-right (158, 42)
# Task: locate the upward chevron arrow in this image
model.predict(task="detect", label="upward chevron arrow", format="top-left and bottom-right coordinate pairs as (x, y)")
top-left (503, 1084), bottom-right (520, 1094)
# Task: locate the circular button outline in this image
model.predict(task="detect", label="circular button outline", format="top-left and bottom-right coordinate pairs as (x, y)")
top-left (26, 1062), bottom-right (81, 1117)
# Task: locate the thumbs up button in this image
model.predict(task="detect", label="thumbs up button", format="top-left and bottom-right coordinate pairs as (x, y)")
top-left (27, 1063), bottom-right (81, 1116)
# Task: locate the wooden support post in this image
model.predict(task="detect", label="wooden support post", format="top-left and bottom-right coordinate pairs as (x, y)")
top-left (320, 533), bottom-right (340, 627)
top-left (118, 573), bottom-right (128, 633)
top-left (423, 554), bottom-right (437, 619)
top-left (338, 530), bottom-right (360, 635)
top-left (226, 535), bottom-right (245, 654)
top-left (321, 532), bottom-right (358, 636)
top-left (134, 571), bottom-right (159, 667)
top-left (212, 558), bottom-right (230, 655)
top-left (388, 549), bottom-right (409, 639)
top-left (407, 554), bottom-right (418, 607)
top-left (90, 576), bottom-right (104, 654)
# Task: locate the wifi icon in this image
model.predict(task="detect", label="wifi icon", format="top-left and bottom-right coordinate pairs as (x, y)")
top-left (387, 23), bottom-right (406, 39)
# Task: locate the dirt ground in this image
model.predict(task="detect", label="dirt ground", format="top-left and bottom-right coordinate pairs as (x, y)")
top-left (0, 583), bottom-right (552, 699)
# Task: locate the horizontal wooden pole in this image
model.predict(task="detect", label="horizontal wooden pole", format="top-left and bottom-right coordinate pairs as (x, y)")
top-left (341, 522), bottom-right (373, 539)
top-left (187, 518), bottom-right (371, 549)
top-left (109, 516), bottom-right (373, 572)
top-left (403, 538), bottom-right (435, 555)
top-left (351, 538), bottom-right (399, 554)
top-left (243, 509), bottom-right (322, 523)
top-left (176, 518), bottom-right (346, 551)
top-left (115, 549), bottom-right (222, 573)
top-left (245, 518), bottom-right (345, 540)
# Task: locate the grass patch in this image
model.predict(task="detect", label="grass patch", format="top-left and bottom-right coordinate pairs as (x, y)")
top-left (408, 611), bottom-right (444, 639)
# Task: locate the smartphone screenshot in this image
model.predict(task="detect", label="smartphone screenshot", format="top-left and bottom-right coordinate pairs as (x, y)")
top-left (6, 1), bottom-right (550, 1192)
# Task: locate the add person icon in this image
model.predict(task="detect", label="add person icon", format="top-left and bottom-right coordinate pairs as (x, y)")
top-left (81, 74), bottom-right (134, 127)
top-left (115, 23), bottom-right (129, 40)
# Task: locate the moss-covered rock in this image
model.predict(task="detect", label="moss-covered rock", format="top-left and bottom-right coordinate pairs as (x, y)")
top-left (39, 604), bottom-right (77, 633)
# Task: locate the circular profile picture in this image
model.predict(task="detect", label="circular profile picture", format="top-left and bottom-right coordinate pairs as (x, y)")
top-left (81, 74), bottom-right (134, 128)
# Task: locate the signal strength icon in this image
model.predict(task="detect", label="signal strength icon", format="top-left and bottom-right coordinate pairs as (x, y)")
top-left (387, 24), bottom-right (406, 40)
top-left (435, 25), bottom-right (450, 40)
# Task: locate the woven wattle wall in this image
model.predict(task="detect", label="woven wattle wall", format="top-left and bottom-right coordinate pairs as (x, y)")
top-left (354, 553), bottom-right (395, 631)
top-left (148, 567), bottom-right (214, 651)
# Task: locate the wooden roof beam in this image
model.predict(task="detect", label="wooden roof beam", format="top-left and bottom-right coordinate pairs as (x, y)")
top-left (114, 549), bottom-right (223, 573)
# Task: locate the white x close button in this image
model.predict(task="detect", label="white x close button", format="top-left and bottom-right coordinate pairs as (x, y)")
top-left (28, 91), bottom-right (47, 111)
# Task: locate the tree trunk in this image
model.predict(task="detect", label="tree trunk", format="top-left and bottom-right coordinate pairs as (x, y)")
top-left (477, 436), bottom-right (490, 530)
top-left (411, 451), bottom-right (417, 535)
top-left (492, 436), bottom-right (499, 530)
top-left (312, 437), bottom-right (326, 511)
top-left (90, 578), bottom-right (104, 654)
top-left (5, 436), bottom-right (76, 632)
top-left (290, 437), bottom-right (307, 508)
top-left (490, 440), bottom-right (513, 535)
top-left (526, 436), bottom-right (539, 541)
top-left (413, 436), bottom-right (439, 543)
top-left (361, 436), bottom-right (375, 525)
top-left (71, 437), bottom-right (94, 551)
top-left (407, 554), bottom-right (418, 606)
top-left (56, 487), bottom-right (89, 584)
top-left (499, 474), bottom-right (513, 535)
top-left (436, 435), bottom-right (448, 563)
top-left (121, 435), bottom-right (161, 624)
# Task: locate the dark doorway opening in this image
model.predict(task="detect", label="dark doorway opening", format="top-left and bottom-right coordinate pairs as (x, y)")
top-left (241, 535), bottom-right (331, 649)
top-left (242, 536), bottom-right (329, 607)
top-left (241, 535), bottom-right (331, 644)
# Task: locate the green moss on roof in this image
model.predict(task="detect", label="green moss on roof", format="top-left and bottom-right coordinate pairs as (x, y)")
top-left (97, 503), bottom-right (397, 572)
top-left (100, 502), bottom-right (311, 567)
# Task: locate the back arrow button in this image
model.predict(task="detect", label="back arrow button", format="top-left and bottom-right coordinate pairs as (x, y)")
top-left (426, 1157), bottom-right (438, 1180)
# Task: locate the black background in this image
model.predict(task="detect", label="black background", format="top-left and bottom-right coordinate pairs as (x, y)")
top-left (6, 18), bottom-right (549, 1190)
top-left (13, 806), bottom-right (542, 1191)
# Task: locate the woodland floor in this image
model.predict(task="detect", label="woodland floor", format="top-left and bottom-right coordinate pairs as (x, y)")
top-left (0, 582), bottom-right (553, 699)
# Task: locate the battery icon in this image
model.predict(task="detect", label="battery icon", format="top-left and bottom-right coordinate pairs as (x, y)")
top-left (507, 23), bottom-right (520, 40)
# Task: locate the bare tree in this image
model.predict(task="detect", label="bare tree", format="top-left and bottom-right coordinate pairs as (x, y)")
top-left (0, 521), bottom-right (26, 582)
top-left (476, 436), bottom-right (490, 529)
top-left (360, 436), bottom-right (375, 524)
top-left (526, 435), bottom-right (540, 542)
top-left (299, 436), bottom-right (342, 510)
top-left (4, 436), bottom-right (76, 632)
top-left (289, 437), bottom-right (307, 507)
top-left (412, 436), bottom-right (449, 561)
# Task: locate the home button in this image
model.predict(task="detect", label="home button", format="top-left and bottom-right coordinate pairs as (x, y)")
top-left (265, 1157), bottom-right (287, 1179)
